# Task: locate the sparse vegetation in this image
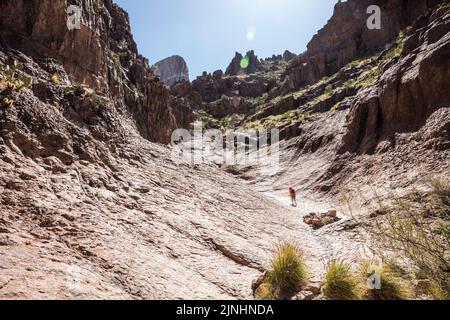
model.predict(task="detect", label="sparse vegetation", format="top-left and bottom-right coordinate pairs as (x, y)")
top-left (345, 57), bottom-right (377, 71)
top-left (118, 39), bottom-right (129, 50)
top-left (243, 110), bottom-right (316, 130)
top-left (51, 74), bottom-right (61, 85)
top-left (218, 113), bottom-right (245, 131)
top-left (65, 82), bottom-right (104, 112)
top-left (242, 93), bottom-right (268, 109)
top-left (112, 52), bottom-right (121, 64)
top-left (256, 242), bottom-right (309, 300)
top-left (65, 82), bottom-right (89, 97)
top-left (123, 80), bottom-right (144, 98)
top-left (0, 60), bottom-right (33, 108)
top-left (92, 0), bottom-right (107, 15)
top-left (254, 59), bottom-right (289, 81)
top-left (0, 61), bottom-right (32, 91)
top-left (437, 0), bottom-right (450, 12)
top-left (90, 93), bottom-right (105, 110)
top-left (322, 260), bottom-right (363, 300)
top-left (368, 176), bottom-right (450, 299)
top-left (193, 109), bottom-right (220, 129)
top-left (343, 79), bottom-right (356, 90)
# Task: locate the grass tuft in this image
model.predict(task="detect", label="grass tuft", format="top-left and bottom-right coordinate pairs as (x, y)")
top-left (51, 74), bottom-right (61, 85)
top-left (322, 260), bottom-right (363, 300)
top-left (256, 242), bottom-right (309, 300)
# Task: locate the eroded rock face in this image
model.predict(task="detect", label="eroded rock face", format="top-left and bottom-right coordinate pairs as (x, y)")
top-left (0, 0), bottom-right (192, 144)
top-left (192, 73), bottom-right (268, 104)
top-left (283, 50), bottom-right (297, 62)
top-left (285, 0), bottom-right (441, 89)
top-left (153, 55), bottom-right (189, 86)
top-left (340, 7), bottom-right (450, 154)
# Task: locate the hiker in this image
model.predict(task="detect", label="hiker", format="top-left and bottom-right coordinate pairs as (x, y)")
top-left (289, 187), bottom-right (298, 207)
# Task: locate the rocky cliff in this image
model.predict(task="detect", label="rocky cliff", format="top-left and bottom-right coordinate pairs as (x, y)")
top-left (340, 6), bottom-right (450, 154)
top-left (0, 0), bottom-right (192, 144)
top-left (284, 0), bottom-right (441, 90)
top-left (153, 55), bottom-right (189, 86)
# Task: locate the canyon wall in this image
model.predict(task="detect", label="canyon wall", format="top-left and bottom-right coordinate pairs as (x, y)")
top-left (0, 0), bottom-right (192, 143)
top-left (285, 0), bottom-right (441, 89)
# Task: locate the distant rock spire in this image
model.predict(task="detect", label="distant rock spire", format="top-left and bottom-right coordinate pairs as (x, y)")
top-left (225, 50), bottom-right (263, 76)
top-left (153, 55), bottom-right (189, 86)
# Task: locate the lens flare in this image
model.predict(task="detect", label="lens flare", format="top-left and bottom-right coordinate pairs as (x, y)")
top-left (246, 26), bottom-right (257, 41)
top-left (240, 55), bottom-right (250, 69)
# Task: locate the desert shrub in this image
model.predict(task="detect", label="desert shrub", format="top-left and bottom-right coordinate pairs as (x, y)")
top-left (368, 177), bottom-right (450, 299)
top-left (254, 283), bottom-right (275, 300)
top-left (0, 61), bottom-right (32, 91)
top-left (324, 84), bottom-right (334, 96)
top-left (343, 79), bottom-right (356, 89)
top-left (0, 61), bottom-right (33, 108)
top-left (1, 97), bottom-right (14, 108)
top-left (360, 261), bottom-right (413, 300)
top-left (118, 39), bottom-right (129, 50)
top-left (257, 242), bottom-right (309, 300)
top-left (428, 177), bottom-right (450, 206)
top-left (51, 74), bottom-right (61, 85)
top-left (323, 260), bottom-right (363, 300)
top-left (357, 66), bottom-right (382, 88)
top-left (112, 52), bottom-right (121, 64)
top-left (92, 0), bottom-right (107, 15)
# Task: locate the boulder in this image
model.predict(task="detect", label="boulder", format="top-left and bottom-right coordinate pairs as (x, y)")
top-left (291, 291), bottom-right (315, 301)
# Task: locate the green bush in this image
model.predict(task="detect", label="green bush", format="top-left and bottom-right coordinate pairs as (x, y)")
top-left (323, 260), bottom-right (363, 300)
top-left (256, 242), bottom-right (309, 300)
top-left (368, 176), bottom-right (450, 299)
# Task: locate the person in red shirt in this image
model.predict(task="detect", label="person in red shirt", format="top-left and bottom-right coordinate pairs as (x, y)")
top-left (289, 187), bottom-right (298, 207)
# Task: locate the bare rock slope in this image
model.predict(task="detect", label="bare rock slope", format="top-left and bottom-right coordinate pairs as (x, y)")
top-left (0, 49), bottom-right (362, 299)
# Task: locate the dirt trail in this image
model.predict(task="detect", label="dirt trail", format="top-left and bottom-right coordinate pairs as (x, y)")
top-left (261, 191), bottom-right (369, 280)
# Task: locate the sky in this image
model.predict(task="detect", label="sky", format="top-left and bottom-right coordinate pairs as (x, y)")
top-left (113, 0), bottom-right (336, 80)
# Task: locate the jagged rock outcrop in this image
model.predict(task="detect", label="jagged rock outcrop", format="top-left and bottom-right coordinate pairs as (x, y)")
top-left (283, 50), bottom-right (297, 61)
top-left (153, 55), bottom-right (189, 86)
top-left (0, 0), bottom-right (192, 144)
top-left (285, 0), bottom-right (441, 89)
top-left (170, 80), bottom-right (203, 109)
top-left (225, 50), bottom-right (263, 76)
top-left (192, 73), bottom-right (269, 103)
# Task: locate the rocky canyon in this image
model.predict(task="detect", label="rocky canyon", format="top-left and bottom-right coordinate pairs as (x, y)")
top-left (0, 0), bottom-right (449, 300)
